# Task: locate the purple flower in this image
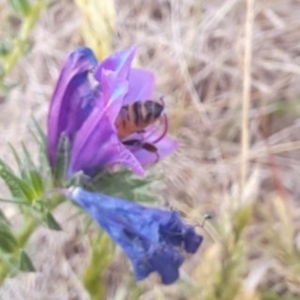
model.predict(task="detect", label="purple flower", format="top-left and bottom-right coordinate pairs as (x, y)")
top-left (47, 46), bottom-right (176, 178)
top-left (68, 187), bottom-right (203, 285)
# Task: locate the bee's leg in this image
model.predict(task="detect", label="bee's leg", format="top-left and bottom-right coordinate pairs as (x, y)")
top-left (142, 143), bottom-right (159, 163)
top-left (151, 115), bottom-right (168, 144)
top-left (136, 130), bottom-right (146, 141)
top-left (136, 130), bottom-right (146, 134)
top-left (153, 152), bottom-right (159, 163)
top-left (158, 95), bottom-right (165, 107)
top-left (123, 140), bottom-right (160, 163)
top-left (122, 139), bottom-right (141, 147)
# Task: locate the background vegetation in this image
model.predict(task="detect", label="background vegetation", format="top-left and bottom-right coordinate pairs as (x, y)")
top-left (0, 0), bottom-right (300, 299)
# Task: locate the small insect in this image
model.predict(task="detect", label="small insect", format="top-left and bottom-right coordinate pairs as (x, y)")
top-left (115, 99), bottom-right (167, 160)
top-left (115, 100), bottom-right (164, 138)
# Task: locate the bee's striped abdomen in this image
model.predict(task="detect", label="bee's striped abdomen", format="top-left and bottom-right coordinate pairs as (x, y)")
top-left (115, 100), bottom-right (164, 139)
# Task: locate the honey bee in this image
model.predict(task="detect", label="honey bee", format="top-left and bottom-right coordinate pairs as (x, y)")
top-left (115, 99), bottom-right (167, 157)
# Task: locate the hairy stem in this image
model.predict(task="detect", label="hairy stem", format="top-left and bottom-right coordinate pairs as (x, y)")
top-left (0, 195), bottom-right (64, 284)
top-left (83, 232), bottom-right (114, 300)
top-left (1, 1), bottom-right (46, 80)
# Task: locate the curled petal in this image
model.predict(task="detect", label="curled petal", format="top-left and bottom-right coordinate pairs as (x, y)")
top-left (69, 69), bottom-right (146, 176)
top-left (111, 142), bottom-right (145, 176)
top-left (69, 113), bottom-right (119, 176)
top-left (123, 68), bottom-right (155, 105)
top-left (69, 70), bottom-right (128, 175)
top-left (68, 187), bottom-right (203, 285)
top-left (130, 135), bottom-right (177, 167)
top-left (94, 45), bottom-right (137, 81)
top-left (47, 47), bottom-right (97, 166)
top-left (134, 244), bottom-right (184, 284)
top-left (100, 70), bottom-right (128, 123)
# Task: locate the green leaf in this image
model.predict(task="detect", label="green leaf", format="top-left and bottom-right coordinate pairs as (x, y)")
top-left (0, 40), bottom-right (12, 58)
top-left (30, 115), bottom-right (46, 147)
top-left (19, 250), bottom-right (35, 272)
top-left (0, 252), bottom-right (20, 277)
top-left (0, 226), bottom-right (19, 252)
top-left (30, 119), bottom-right (47, 159)
top-left (88, 169), bottom-right (158, 203)
top-left (0, 209), bottom-right (10, 226)
top-left (45, 212), bottom-right (62, 231)
top-left (67, 171), bottom-right (86, 187)
top-left (0, 159), bottom-right (33, 200)
top-left (0, 197), bottom-right (29, 205)
top-left (29, 116), bottom-right (51, 180)
top-left (9, 0), bottom-right (31, 16)
top-left (8, 143), bottom-right (24, 177)
top-left (21, 142), bottom-right (34, 169)
top-left (53, 133), bottom-right (70, 186)
top-left (232, 205), bottom-right (252, 242)
top-left (83, 232), bottom-right (114, 299)
top-left (27, 170), bottom-right (44, 198)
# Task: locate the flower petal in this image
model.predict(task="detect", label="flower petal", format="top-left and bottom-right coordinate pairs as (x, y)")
top-left (68, 187), bottom-right (203, 285)
top-left (47, 47), bottom-right (97, 166)
top-left (69, 69), bottom-right (145, 176)
top-left (100, 69), bottom-right (128, 123)
top-left (68, 68), bottom-right (127, 174)
top-left (142, 245), bottom-right (184, 284)
top-left (130, 135), bottom-right (177, 167)
top-left (111, 142), bottom-right (145, 176)
top-left (69, 111), bottom-right (118, 176)
top-left (123, 68), bottom-right (155, 105)
top-left (69, 109), bottom-right (144, 177)
top-left (94, 45), bottom-right (137, 81)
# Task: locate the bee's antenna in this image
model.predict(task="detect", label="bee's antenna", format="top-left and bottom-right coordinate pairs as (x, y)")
top-left (195, 214), bottom-right (213, 229)
top-left (158, 95), bottom-right (165, 105)
top-left (152, 115), bottom-right (169, 144)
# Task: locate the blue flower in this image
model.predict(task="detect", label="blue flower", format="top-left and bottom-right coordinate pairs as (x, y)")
top-left (67, 187), bottom-right (203, 285)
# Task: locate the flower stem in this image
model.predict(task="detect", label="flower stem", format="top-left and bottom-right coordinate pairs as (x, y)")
top-left (2, 1), bottom-right (46, 80)
top-left (0, 194), bottom-right (64, 284)
top-left (83, 232), bottom-right (114, 300)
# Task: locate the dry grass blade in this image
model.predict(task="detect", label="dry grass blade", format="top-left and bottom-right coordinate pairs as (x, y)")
top-left (74, 0), bottom-right (115, 59)
top-left (240, 0), bottom-right (255, 193)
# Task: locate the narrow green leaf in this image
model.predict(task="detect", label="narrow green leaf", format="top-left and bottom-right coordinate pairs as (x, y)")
top-left (83, 232), bottom-right (114, 299)
top-left (0, 41), bottom-right (12, 57)
top-left (21, 142), bottom-right (34, 169)
top-left (0, 197), bottom-right (30, 205)
top-left (9, 0), bottom-right (31, 16)
top-left (30, 115), bottom-right (46, 147)
top-left (0, 209), bottom-right (10, 226)
top-left (0, 251), bottom-right (20, 277)
top-left (53, 133), bottom-right (70, 186)
top-left (0, 227), bottom-right (19, 252)
top-left (45, 212), bottom-right (62, 231)
top-left (8, 143), bottom-right (24, 177)
top-left (28, 122), bottom-right (50, 181)
top-left (68, 171), bottom-right (87, 188)
top-left (233, 205), bottom-right (252, 242)
top-left (89, 169), bottom-right (159, 203)
top-left (29, 126), bottom-right (50, 176)
top-left (0, 159), bottom-right (37, 202)
top-left (27, 170), bottom-right (44, 198)
top-left (132, 192), bottom-right (157, 203)
top-left (19, 250), bottom-right (35, 272)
